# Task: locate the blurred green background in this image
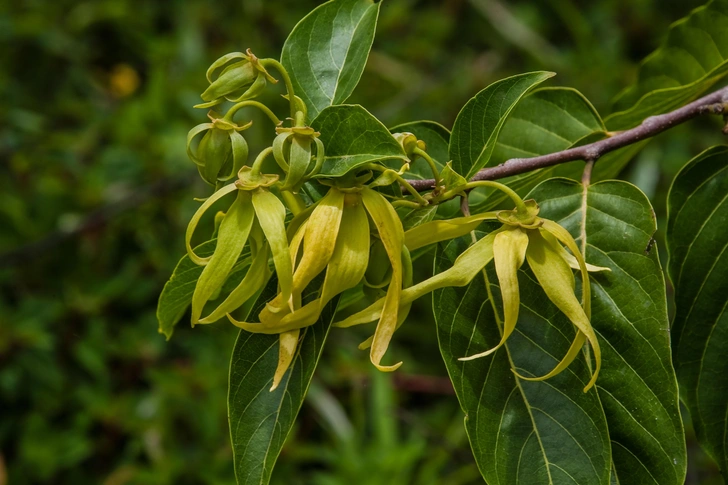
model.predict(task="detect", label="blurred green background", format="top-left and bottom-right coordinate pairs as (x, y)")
top-left (1, 0), bottom-right (724, 483)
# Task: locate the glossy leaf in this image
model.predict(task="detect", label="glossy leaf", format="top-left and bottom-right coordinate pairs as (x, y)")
top-left (436, 178), bottom-right (686, 484)
top-left (449, 71), bottom-right (554, 179)
top-left (312, 105), bottom-right (408, 177)
top-left (281, 0), bottom-right (381, 121)
top-left (471, 87), bottom-right (643, 212)
top-left (229, 276), bottom-right (338, 485)
top-left (157, 239), bottom-right (250, 339)
top-left (389, 120), bottom-right (450, 180)
top-left (667, 146), bottom-right (728, 476)
top-left (606, 0), bottom-right (728, 129)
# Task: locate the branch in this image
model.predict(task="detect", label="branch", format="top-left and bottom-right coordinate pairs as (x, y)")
top-left (409, 85), bottom-right (728, 191)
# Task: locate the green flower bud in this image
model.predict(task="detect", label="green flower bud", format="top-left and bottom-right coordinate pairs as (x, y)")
top-left (187, 113), bottom-right (251, 186)
top-left (198, 49), bottom-right (277, 108)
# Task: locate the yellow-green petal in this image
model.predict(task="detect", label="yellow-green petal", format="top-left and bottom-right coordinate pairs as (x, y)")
top-left (185, 183), bottom-right (238, 266)
top-left (404, 212), bottom-right (498, 251)
top-left (270, 330), bottom-right (299, 392)
top-left (191, 191), bottom-right (255, 324)
top-left (283, 135), bottom-right (312, 191)
top-left (361, 188), bottom-right (405, 371)
top-left (252, 189), bottom-right (293, 308)
top-left (198, 237), bottom-right (270, 324)
top-left (541, 229), bottom-right (610, 273)
top-left (525, 228), bottom-right (601, 392)
top-left (335, 230), bottom-right (500, 328)
top-left (460, 227), bottom-right (528, 361)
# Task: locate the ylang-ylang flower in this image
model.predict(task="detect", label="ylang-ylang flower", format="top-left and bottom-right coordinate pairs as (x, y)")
top-left (229, 185), bottom-right (410, 390)
top-left (336, 193), bottom-right (609, 392)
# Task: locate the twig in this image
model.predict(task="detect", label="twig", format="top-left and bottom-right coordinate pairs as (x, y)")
top-left (409, 85), bottom-right (728, 191)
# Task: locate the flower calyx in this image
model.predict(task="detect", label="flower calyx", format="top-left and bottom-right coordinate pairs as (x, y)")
top-left (496, 199), bottom-right (542, 228)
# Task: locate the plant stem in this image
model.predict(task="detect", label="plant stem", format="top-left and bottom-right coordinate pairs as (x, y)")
top-left (225, 100), bottom-right (282, 126)
top-left (412, 147), bottom-right (441, 186)
top-left (250, 147), bottom-right (274, 177)
top-left (457, 180), bottom-right (527, 213)
top-left (408, 85), bottom-right (728, 191)
top-left (260, 59), bottom-right (297, 120)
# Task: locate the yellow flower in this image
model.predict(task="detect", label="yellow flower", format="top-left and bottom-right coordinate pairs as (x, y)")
top-left (335, 198), bottom-right (609, 392)
top-left (229, 186), bottom-right (407, 389)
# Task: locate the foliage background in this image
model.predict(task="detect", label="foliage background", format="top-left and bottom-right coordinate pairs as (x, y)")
top-left (0, 0), bottom-right (723, 483)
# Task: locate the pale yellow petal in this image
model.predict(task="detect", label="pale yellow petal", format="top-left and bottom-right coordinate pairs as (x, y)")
top-left (270, 330), bottom-right (299, 391)
top-left (404, 212), bottom-right (498, 251)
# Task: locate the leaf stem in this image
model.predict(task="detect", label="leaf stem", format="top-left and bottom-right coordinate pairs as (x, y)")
top-left (412, 147), bottom-right (441, 186)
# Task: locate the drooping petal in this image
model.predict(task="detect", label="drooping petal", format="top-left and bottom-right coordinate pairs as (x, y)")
top-left (270, 330), bottom-right (299, 391)
top-left (404, 212), bottom-right (498, 251)
top-left (198, 231), bottom-right (271, 324)
top-left (361, 188), bottom-right (406, 371)
top-left (291, 188), bottom-right (345, 298)
top-left (191, 190), bottom-right (255, 324)
top-left (540, 229), bottom-right (610, 273)
top-left (335, 230), bottom-right (500, 328)
top-left (252, 189), bottom-right (293, 308)
top-left (272, 132), bottom-right (292, 171)
top-left (524, 228), bottom-right (601, 392)
top-left (460, 227), bottom-right (528, 361)
top-left (307, 137), bottom-right (325, 177)
top-left (205, 52), bottom-right (247, 83)
top-left (185, 183), bottom-right (238, 265)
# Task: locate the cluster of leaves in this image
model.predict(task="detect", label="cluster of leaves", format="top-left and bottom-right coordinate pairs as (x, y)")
top-left (156, 0), bottom-right (728, 484)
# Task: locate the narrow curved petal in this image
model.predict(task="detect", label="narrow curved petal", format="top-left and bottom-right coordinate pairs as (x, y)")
top-left (252, 189), bottom-right (293, 308)
top-left (270, 330), bottom-right (299, 391)
top-left (541, 229), bottom-right (610, 273)
top-left (460, 227), bottom-right (528, 361)
top-left (198, 240), bottom-right (270, 324)
top-left (205, 51), bottom-right (246, 83)
top-left (361, 188), bottom-right (406, 371)
top-left (307, 137), bottom-right (325, 177)
top-left (516, 332), bottom-right (586, 384)
top-left (272, 132), bottom-right (292, 171)
top-left (218, 130), bottom-right (248, 181)
top-left (404, 212), bottom-right (498, 251)
top-left (334, 230), bottom-right (499, 329)
top-left (525, 228), bottom-right (601, 392)
top-left (191, 191), bottom-right (255, 324)
top-left (185, 183), bottom-right (238, 265)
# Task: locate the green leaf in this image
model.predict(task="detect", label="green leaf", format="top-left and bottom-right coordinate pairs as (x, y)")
top-left (228, 276), bottom-right (338, 485)
top-left (448, 71), bottom-right (554, 179)
top-left (157, 240), bottom-right (250, 339)
top-left (667, 146), bottom-right (728, 476)
top-left (281, 0), bottom-right (381, 121)
top-left (529, 179), bottom-right (686, 484)
top-left (436, 178), bottom-right (686, 484)
top-left (389, 120), bottom-right (450, 180)
top-left (606, 0), bottom-right (728, 130)
top-left (312, 105), bottom-right (408, 177)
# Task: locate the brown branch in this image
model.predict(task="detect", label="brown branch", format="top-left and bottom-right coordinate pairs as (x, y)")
top-left (409, 85), bottom-right (728, 191)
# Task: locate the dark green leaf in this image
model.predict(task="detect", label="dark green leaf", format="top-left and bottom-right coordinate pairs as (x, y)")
top-left (228, 276), bottom-right (338, 485)
top-left (667, 146), bottom-right (728, 476)
top-left (436, 178), bottom-right (686, 484)
top-left (448, 71), bottom-right (554, 179)
top-left (606, 0), bottom-right (728, 130)
top-left (389, 120), bottom-right (450, 180)
top-left (312, 105), bottom-right (408, 177)
top-left (157, 240), bottom-right (250, 339)
top-left (281, 0), bottom-right (381, 121)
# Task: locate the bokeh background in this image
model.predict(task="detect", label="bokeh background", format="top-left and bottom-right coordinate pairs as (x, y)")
top-left (1, 0), bottom-right (724, 483)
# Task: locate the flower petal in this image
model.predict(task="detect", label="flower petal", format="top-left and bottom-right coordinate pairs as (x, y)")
top-left (252, 189), bottom-right (293, 308)
top-left (185, 183), bottom-right (238, 265)
top-left (270, 330), bottom-right (299, 391)
top-left (361, 188), bottom-right (405, 372)
top-left (460, 227), bottom-right (528, 361)
top-left (525, 227), bottom-right (601, 392)
top-left (541, 229), bottom-right (610, 273)
top-left (186, 123), bottom-right (213, 167)
top-left (191, 191), bottom-right (255, 324)
top-left (404, 212), bottom-right (498, 251)
top-left (198, 232), bottom-right (271, 324)
top-left (283, 135), bottom-right (312, 191)
top-left (218, 130), bottom-right (248, 182)
top-left (334, 230), bottom-right (499, 328)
